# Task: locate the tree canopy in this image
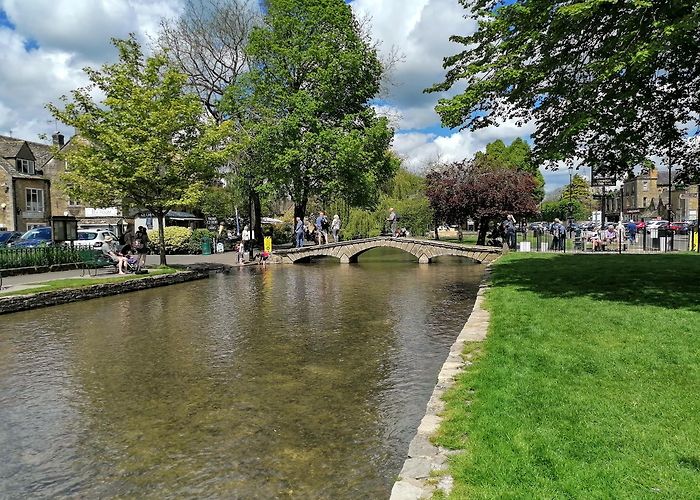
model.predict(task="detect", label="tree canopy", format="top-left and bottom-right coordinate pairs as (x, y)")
top-left (426, 156), bottom-right (538, 245)
top-left (475, 138), bottom-right (545, 201)
top-left (429, 1), bottom-right (700, 179)
top-left (47, 36), bottom-right (232, 265)
top-left (222, 0), bottom-right (398, 219)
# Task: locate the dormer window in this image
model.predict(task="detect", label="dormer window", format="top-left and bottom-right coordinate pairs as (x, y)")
top-left (17, 159), bottom-right (36, 175)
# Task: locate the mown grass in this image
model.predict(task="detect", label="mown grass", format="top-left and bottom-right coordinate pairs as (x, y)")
top-left (435, 253), bottom-right (700, 498)
top-left (0, 267), bottom-right (177, 297)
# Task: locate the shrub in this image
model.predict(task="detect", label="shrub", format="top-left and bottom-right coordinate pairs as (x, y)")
top-left (189, 229), bottom-right (216, 254)
top-left (147, 226), bottom-right (192, 254)
top-left (345, 208), bottom-right (381, 239)
top-left (270, 222), bottom-right (293, 245)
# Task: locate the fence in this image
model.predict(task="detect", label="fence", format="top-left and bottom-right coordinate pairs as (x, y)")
top-left (512, 227), bottom-right (700, 254)
top-left (0, 246), bottom-right (82, 270)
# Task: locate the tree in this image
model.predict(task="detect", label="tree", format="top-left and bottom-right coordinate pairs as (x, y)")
top-left (426, 157), bottom-right (538, 245)
top-left (158, 0), bottom-right (259, 123)
top-left (429, 1), bottom-right (700, 179)
top-left (475, 138), bottom-right (545, 202)
top-left (47, 36), bottom-right (232, 265)
top-left (540, 199), bottom-right (588, 223)
top-left (222, 0), bottom-right (398, 220)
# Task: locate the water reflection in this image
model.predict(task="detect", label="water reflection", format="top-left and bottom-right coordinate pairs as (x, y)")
top-left (0, 249), bottom-right (483, 498)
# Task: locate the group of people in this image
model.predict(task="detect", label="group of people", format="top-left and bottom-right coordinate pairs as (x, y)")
top-left (102, 226), bottom-right (150, 274)
top-left (295, 211), bottom-right (341, 248)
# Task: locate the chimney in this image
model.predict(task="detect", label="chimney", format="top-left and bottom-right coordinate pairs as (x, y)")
top-left (52, 131), bottom-right (65, 148)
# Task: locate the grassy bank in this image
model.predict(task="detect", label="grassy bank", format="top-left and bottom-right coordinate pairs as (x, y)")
top-left (0, 267), bottom-right (178, 297)
top-left (436, 253), bottom-right (700, 498)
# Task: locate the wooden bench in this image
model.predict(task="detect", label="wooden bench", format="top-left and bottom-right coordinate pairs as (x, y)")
top-left (78, 250), bottom-right (116, 277)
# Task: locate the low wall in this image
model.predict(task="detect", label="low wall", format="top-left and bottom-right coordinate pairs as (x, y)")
top-left (0, 270), bottom-right (208, 315)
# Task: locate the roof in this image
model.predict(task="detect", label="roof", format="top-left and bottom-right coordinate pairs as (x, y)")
top-left (0, 135), bottom-right (24, 158)
top-left (0, 134), bottom-right (59, 178)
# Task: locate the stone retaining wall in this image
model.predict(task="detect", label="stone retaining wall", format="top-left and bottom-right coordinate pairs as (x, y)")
top-left (0, 270), bottom-right (208, 315)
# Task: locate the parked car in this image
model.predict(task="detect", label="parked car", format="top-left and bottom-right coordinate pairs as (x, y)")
top-left (646, 220), bottom-right (669, 233)
top-left (70, 229), bottom-right (119, 249)
top-left (635, 220), bottom-right (646, 230)
top-left (669, 222), bottom-right (691, 235)
top-left (10, 226), bottom-right (53, 248)
top-left (0, 231), bottom-right (23, 247)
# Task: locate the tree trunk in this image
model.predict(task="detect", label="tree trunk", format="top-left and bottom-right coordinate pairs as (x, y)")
top-left (157, 212), bottom-right (167, 266)
top-left (457, 224), bottom-right (463, 242)
top-left (433, 218), bottom-right (439, 240)
top-left (252, 190), bottom-right (263, 247)
top-left (477, 217), bottom-right (489, 246)
top-left (294, 194), bottom-right (308, 221)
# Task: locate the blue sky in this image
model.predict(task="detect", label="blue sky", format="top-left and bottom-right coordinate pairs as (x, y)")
top-left (0, 0), bottom-right (576, 192)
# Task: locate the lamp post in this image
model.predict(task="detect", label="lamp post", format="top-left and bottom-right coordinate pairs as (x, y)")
top-left (567, 166), bottom-right (574, 235)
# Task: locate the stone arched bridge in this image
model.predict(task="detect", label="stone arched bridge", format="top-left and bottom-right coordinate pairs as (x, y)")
top-left (272, 237), bottom-right (502, 264)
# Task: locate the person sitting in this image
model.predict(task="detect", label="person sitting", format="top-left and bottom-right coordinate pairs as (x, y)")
top-left (602, 224), bottom-right (617, 250)
top-left (588, 230), bottom-right (603, 251)
top-left (102, 235), bottom-right (129, 274)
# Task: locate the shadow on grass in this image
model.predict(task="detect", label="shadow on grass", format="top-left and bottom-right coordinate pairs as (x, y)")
top-left (493, 253), bottom-right (700, 312)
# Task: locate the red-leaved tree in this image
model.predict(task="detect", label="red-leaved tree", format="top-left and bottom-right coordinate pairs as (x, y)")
top-left (426, 156), bottom-right (538, 245)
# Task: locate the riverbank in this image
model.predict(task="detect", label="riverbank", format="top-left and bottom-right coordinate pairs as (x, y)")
top-left (0, 268), bottom-right (209, 315)
top-left (432, 253), bottom-right (700, 497)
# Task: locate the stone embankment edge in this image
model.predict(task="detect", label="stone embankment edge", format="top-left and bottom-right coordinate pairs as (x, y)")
top-left (390, 265), bottom-right (493, 500)
top-left (0, 270), bottom-right (209, 315)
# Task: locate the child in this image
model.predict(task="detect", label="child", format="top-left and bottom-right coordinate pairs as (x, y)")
top-left (237, 241), bottom-right (245, 264)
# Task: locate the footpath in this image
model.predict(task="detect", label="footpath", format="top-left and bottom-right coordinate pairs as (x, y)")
top-left (0, 252), bottom-right (240, 293)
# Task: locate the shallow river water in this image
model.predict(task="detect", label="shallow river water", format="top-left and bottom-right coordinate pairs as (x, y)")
top-left (0, 249), bottom-right (483, 498)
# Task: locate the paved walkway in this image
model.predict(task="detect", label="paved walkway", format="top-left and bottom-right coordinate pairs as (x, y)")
top-left (1, 252), bottom-right (240, 292)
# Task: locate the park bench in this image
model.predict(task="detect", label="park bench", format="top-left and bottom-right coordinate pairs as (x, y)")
top-left (78, 249), bottom-right (116, 277)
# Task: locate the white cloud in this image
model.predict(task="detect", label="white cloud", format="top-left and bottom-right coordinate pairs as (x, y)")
top-left (0, 0), bottom-right (183, 141)
top-left (352, 0), bottom-right (474, 130)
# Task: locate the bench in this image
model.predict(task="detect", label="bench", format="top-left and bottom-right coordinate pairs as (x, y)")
top-left (78, 250), bottom-right (116, 277)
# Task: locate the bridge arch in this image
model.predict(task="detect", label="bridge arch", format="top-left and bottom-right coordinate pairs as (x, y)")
top-left (276, 237), bottom-right (501, 265)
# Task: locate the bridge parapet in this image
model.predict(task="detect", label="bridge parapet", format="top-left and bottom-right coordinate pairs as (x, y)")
top-left (272, 237), bottom-right (502, 264)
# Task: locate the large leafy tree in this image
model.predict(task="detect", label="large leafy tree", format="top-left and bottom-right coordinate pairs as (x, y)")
top-left (47, 37), bottom-right (232, 265)
top-left (429, 1), bottom-right (700, 179)
top-left (426, 157), bottom-right (538, 245)
top-left (158, 0), bottom-right (259, 123)
top-left (475, 138), bottom-right (545, 201)
top-left (223, 0), bottom-right (398, 219)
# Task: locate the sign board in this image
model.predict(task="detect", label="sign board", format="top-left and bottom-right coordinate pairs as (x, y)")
top-left (206, 216), bottom-right (218, 231)
top-left (591, 166), bottom-right (616, 187)
top-left (689, 210), bottom-right (697, 220)
top-left (264, 236), bottom-right (272, 253)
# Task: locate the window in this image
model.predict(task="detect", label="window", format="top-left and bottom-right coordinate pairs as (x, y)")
top-left (643, 197), bottom-right (647, 207)
top-left (68, 198), bottom-right (81, 206)
top-left (17, 159), bottom-right (35, 175)
top-left (643, 181), bottom-right (649, 192)
top-left (25, 188), bottom-right (45, 212)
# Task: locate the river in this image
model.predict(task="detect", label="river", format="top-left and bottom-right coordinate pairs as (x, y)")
top-left (0, 249), bottom-right (483, 498)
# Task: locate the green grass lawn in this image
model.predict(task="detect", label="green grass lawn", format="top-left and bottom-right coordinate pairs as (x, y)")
top-left (0, 267), bottom-right (177, 297)
top-left (435, 253), bottom-right (700, 498)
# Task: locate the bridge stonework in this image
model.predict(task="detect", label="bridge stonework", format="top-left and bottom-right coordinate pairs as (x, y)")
top-left (272, 237), bottom-right (502, 265)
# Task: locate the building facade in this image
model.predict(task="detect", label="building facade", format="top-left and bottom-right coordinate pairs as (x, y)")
top-left (0, 135), bottom-right (54, 232)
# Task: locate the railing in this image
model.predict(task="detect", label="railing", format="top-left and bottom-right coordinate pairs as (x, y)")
top-left (0, 246), bottom-right (82, 270)
top-left (512, 227), bottom-right (700, 254)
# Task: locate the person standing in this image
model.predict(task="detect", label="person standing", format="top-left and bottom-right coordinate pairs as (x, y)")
top-left (502, 214), bottom-right (516, 249)
top-left (294, 216), bottom-right (305, 248)
top-left (242, 225), bottom-right (251, 254)
top-left (120, 226), bottom-right (135, 254)
top-left (626, 219), bottom-right (637, 245)
top-left (133, 226), bottom-right (150, 270)
top-left (387, 208), bottom-right (397, 236)
top-left (315, 211), bottom-right (329, 245)
top-left (331, 214), bottom-right (341, 242)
